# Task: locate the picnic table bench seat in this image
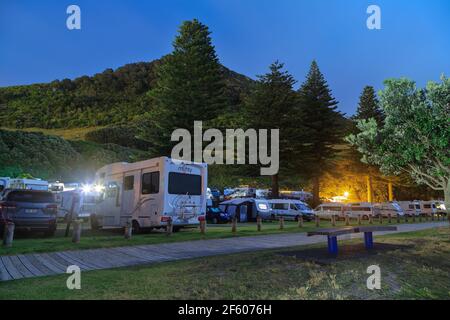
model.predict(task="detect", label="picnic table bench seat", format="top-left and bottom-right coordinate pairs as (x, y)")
top-left (307, 226), bottom-right (397, 255)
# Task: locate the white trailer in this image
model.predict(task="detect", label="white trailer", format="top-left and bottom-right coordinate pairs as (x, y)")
top-left (0, 177), bottom-right (48, 192)
top-left (91, 157), bottom-right (207, 232)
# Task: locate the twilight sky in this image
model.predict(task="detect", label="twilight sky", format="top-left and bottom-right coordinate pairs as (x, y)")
top-left (0, 0), bottom-right (449, 115)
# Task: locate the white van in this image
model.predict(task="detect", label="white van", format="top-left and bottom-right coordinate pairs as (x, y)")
top-left (0, 178), bottom-right (48, 191)
top-left (343, 202), bottom-right (376, 219)
top-left (57, 190), bottom-right (97, 221)
top-left (91, 157), bottom-right (207, 232)
top-left (314, 203), bottom-right (346, 220)
top-left (397, 201), bottom-right (421, 217)
top-left (268, 199), bottom-right (314, 221)
top-left (373, 202), bottom-right (404, 217)
top-left (219, 198), bottom-right (272, 222)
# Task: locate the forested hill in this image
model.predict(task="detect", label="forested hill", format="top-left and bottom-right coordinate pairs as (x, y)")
top-left (0, 59), bottom-right (254, 129)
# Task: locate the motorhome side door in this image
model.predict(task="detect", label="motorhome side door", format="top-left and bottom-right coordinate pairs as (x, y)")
top-left (139, 171), bottom-right (160, 227)
top-left (121, 174), bottom-right (136, 224)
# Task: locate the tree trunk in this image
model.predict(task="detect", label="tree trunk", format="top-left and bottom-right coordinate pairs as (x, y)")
top-left (444, 182), bottom-right (450, 217)
top-left (312, 176), bottom-right (320, 207)
top-left (271, 174), bottom-right (279, 198)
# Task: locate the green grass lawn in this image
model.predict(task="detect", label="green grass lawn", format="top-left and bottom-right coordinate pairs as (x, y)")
top-left (0, 217), bottom-right (437, 256)
top-left (1, 227), bottom-right (449, 300)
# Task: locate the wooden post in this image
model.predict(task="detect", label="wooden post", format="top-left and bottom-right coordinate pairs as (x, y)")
top-left (279, 216), bottom-right (284, 230)
top-left (405, 214), bottom-right (408, 223)
top-left (124, 221), bottom-right (132, 239)
top-left (388, 214), bottom-right (392, 224)
top-left (315, 215), bottom-right (320, 227)
top-left (65, 194), bottom-right (79, 237)
top-left (345, 215), bottom-right (350, 226)
top-left (425, 214), bottom-right (429, 221)
top-left (298, 215), bottom-right (303, 228)
top-left (419, 214), bottom-right (422, 222)
top-left (379, 214), bottom-right (383, 224)
top-left (331, 215), bottom-right (336, 227)
top-left (72, 220), bottom-right (82, 244)
top-left (2, 222), bottom-right (14, 247)
top-left (357, 214), bottom-right (361, 225)
top-left (166, 218), bottom-right (173, 236)
top-left (257, 216), bottom-right (262, 231)
top-left (369, 215), bottom-right (373, 224)
top-left (412, 214), bottom-right (416, 223)
top-left (232, 217), bottom-right (237, 233)
top-left (200, 219), bottom-right (206, 234)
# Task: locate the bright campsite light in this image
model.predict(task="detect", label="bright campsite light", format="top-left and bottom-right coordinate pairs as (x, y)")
top-left (82, 184), bottom-right (92, 193)
top-left (94, 184), bottom-right (104, 193)
top-left (344, 191), bottom-right (349, 198)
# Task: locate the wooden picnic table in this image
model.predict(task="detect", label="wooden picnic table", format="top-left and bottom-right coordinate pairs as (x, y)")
top-left (307, 226), bottom-right (397, 255)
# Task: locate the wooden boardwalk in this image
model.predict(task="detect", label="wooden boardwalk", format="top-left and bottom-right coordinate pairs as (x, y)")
top-left (0, 221), bottom-right (446, 282)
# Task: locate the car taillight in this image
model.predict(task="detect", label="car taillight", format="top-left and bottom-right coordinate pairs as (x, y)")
top-left (45, 204), bottom-right (58, 214)
top-left (161, 216), bottom-right (172, 222)
top-left (0, 202), bottom-right (17, 210)
top-left (198, 215), bottom-right (205, 222)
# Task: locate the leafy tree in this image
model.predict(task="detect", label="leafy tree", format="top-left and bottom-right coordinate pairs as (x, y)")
top-left (297, 61), bottom-right (345, 206)
top-left (244, 61), bottom-right (307, 197)
top-left (346, 76), bottom-right (450, 214)
top-left (140, 19), bottom-right (228, 156)
top-left (354, 86), bottom-right (384, 126)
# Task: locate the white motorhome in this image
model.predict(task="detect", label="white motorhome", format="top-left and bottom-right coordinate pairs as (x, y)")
top-left (343, 202), bottom-right (376, 219)
top-left (397, 201), bottom-right (421, 217)
top-left (91, 157), bottom-right (207, 232)
top-left (419, 201), bottom-right (438, 216)
top-left (373, 202), bottom-right (404, 217)
top-left (314, 203), bottom-right (346, 220)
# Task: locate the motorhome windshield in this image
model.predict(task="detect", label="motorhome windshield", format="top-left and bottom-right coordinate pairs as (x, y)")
top-left (168, 172), bottom-right (202, 195)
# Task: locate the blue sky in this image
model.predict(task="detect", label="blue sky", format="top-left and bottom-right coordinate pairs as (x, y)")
top-left (0, 0), bottom-right (449, 115)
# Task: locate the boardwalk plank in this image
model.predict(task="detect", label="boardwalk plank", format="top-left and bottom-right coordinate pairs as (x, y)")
top-left (0, 258), bottom-right (13, 281)
top-left (17, 255), bottom-right (46, 277)
top-left (56, 252), bottom-right (96, 271)
top-left (1, 256), bottom-right (24, 280)
top-left (9, 255), bottom-right (34, 278)
top-left (33, 254), bottom-right (65, 274)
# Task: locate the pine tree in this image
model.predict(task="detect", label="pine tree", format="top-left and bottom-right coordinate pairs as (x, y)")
top-left (298, 60), bottom-right (345, 206)
top-left (244, 61), bottom-right (307, 197)
top-left (354, 86), bottom-right (384, 125)
top-left (140, 19), bottom-right (227, 156)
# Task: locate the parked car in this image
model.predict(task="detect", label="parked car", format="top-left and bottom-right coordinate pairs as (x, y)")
top-left (397, 201), bottom-right (421, 217)
top-left (373, 201), bottom-right (404, 217)
top-left (0, 189), bottom-right (57, 237)
top-left (343, 202), bottom-right (376, 219)
top-left (314, 203), bottom-right (346, 220)
top-left (219, 198), bottom-right (272, 222)
top-left (206, 206), bottom-right (231, 224)
top-left (268, 199), bottom-right (314, 221)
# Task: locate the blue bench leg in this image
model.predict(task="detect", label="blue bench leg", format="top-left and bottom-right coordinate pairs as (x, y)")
top-left (364, 232), bottom-right (374, 249)
top-left (327, 236), bottom-right (338, 255)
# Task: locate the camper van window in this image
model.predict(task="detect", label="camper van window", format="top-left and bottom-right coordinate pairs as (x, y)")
top-left (272, 203), bottom-right (289, 210)
top-left (106, 182), bottom-right (118, 198)
top-left (168, 173), bottom-right (201, 195)
top-left (123, 176), bottom-right (134, 191)
top-left (142, 172), bottom-right (159, 194)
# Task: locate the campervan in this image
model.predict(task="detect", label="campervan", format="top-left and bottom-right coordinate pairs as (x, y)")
top-left (219, 198), bottom-right (272, 222)
top-left (91, 157), bottom-right (207, 232)
top-left (268, 199), bottom-right (314, 221)
top-left (343, 202), bottom-right (376, 219)
top-left (57, 190), bottom-right (97, 221)
top-left (373, 202), bottom-right (404, 217)
top-left (314, 203), bottom-right (346, 220)
top-left (419, 201), bottom-right (438, 216)
top-left (397, 201), bottom-right (421, 217)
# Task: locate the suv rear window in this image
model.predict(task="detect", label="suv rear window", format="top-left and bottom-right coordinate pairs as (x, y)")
top-left (6, 191), bottom-right (55, 203)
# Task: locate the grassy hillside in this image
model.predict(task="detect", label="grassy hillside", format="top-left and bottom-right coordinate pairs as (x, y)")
top-left (0, 59), bottom-right (253, 129)
top-left (0, 129), bottom-right (149, 181)
top-left (0, 126), bottom-right (101, 140)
